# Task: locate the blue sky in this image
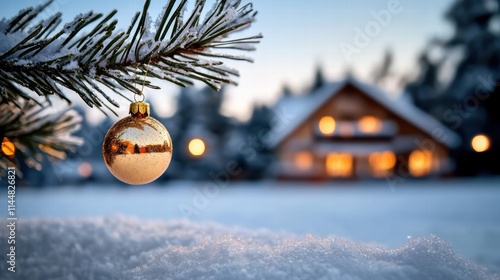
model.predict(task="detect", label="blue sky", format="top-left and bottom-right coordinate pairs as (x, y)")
top-left (2, 0), bottom-right (454, 121)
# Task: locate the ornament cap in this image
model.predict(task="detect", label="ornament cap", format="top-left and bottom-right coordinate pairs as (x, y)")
top-left (129, 101), bottom-right (150, 118)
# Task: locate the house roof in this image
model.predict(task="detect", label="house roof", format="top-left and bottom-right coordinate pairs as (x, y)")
top-left (268, 76), bottom-right (461, 149)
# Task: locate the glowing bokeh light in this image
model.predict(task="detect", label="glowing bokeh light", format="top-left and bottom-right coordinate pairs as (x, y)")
top-left (295, 152), bottom-right (313, 170)
top-left (319, 116), bottom-right (336, 135)
top-left (358, 116), bottom-right (382, 134)
top-left (188, 138), bottom-right (206, 157)
top-left (471, 134), bottom-right (490, 153)
top-left (1, 137), bottom-right (15, 158)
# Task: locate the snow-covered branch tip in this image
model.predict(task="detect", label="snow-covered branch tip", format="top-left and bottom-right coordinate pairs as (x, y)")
top-left (0, 0), bottom-right (262, 114)
top-left (0, 99), bottom-right (83, 176)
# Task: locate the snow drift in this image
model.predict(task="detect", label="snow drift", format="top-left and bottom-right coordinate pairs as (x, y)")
top-left (0, 217), bottom-right (496, 280)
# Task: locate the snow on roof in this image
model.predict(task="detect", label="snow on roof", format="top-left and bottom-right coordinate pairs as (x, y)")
top-left (269, 81), bottom-right (345, 147)
top-left (269, 76), bottom-right (461, 149)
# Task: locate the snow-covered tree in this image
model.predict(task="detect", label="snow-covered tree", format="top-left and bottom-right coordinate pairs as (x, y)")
top-left (406, 0), bottom-right (500, 174)
top-left (308, 64), bottom-right (326, 93)
top-left (239, 104), bottom-right (273, 179)
top-left (372, 49), bottom-right (394, 87)
top-left (0, 0), bottom-right (261, 174)
top-left (405, 51), bottom-right (442, 114)
top-left (167, 85), bottom-right (234, 179)
top-left (281, 84), bottom-right (293, 97)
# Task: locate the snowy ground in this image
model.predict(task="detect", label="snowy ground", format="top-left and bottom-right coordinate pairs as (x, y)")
top-left (1, 177), bottom-right (499, 279)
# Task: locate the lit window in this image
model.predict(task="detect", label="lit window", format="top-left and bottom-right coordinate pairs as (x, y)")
top-left (409, 150), bottom-right (433, 177)
top-left (358, 116), bottom-right (382, 134)
top-left (369, 151), bottom-right (396, 177)
top-left (471, 134), bottom-right (490, 153)
top-left (188, 138), bottom-right (206, 157)
top-left (326, 153), bottom-right (353, 177)
top-left (319, 116), bottom-right (336, 135)
top-left (295, 152), bottom-right (313, 170)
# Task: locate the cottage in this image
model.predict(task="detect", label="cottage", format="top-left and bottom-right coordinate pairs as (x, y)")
top-left (269, 77), bottom-right (461, 180)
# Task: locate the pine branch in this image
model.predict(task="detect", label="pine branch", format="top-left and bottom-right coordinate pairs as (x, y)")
top-left (0, 99), bottom-right (83, 176)
top-left (0, 0), bottom-right (260, 175)
top-left (0, 0), bottom-right (262, 112)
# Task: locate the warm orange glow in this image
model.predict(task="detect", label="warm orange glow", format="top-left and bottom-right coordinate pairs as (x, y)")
top-left (409, 150), bottom-right (433, 177)
top-left (295, 152), bottom-right (313, 170)
top-left (358, 116), bottom-right (382, 134)
top-left (369, 151), bottom-right (396, 177)
top-left (471, 134), bottom-right (490, 153)
top-left (319, 116), bottom-right (336, 135)
top-left (188, 138), bottom-right (206, 157)
top-left (78, 162), bottom-right (93, 177)
top-left (1, 137), bottom-right (15, 158)
top-left (326, 153), bottom-right (353, 177)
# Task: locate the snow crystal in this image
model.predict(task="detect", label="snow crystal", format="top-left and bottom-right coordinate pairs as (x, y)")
top-left (12, 59), bottom-right (32, 67)
top-left (0, 31), bottom-right (25, 54)
top-left (154, 4), bottom-right (168, 31)
top-left (0, 217), bottom-right (495, 280)
top-left (0, 19), bottom-right (8, 33)
top-left (62, 60), bottom-right (79, 71)
top-left (226, 43), bottom-right (257, 51)
top-left (143, 13), bottom-right (154, 40)
top-left (107, 69), bottom-right (135, 80)
top-left (64, 12), bottom-right (93, 34)
top-left (88, 66), bottom-right (96, 79)
top-left (179, 30), bottom-right (199, 48)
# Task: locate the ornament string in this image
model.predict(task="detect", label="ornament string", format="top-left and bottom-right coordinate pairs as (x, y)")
top-left (134, 53), bottom-right (154, 103)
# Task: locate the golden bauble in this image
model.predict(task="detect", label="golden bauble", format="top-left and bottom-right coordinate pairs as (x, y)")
top-left (102, 102), bottom-right (173, 185)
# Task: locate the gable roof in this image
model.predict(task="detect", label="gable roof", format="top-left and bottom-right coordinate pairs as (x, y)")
top-left (268, 76), bottom-right (461, 149)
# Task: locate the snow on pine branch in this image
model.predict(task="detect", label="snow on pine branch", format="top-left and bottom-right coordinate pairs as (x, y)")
top-left (0, 99), bottom-right (82, 174)
top-left (0, 217), bottom-right (494, 280)
top-left (0, 0), bottom-right (262, 112)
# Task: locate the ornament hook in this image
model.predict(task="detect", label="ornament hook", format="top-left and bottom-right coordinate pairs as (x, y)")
top-left (134, 92), bottom-right (145, 102)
